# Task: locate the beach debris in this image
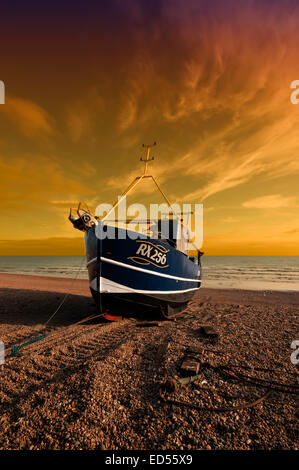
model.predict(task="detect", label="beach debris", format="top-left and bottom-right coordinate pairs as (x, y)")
top-left (162, 378), bottom-right (178, 394)
top-left (161, 373), bottom-right (203, 395)
top-left (136, 321), bottom-right (161, 327)
top-left (161, 356), bottom-right (299, 414)
top-left (180, 355), bottom-right (200, 376)
top-left (200, 325), bottom-right (219, 340)
top-left (176, 374), bottom-right (202, 386)
top-left (154, 341), bottom-right (170, 371)
top-left (136, 320), bottom-right (173, 327)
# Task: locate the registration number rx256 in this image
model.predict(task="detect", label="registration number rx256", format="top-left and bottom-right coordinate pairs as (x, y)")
top-left (133, 241), bottom-right (169, 267)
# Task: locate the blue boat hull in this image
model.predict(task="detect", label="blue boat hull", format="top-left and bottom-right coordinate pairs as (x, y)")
top-left (84, 226), bottom-right (201, 315)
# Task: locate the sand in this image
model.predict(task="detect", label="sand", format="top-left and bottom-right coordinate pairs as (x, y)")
top-left (0, 273), bottom-right (298, 450)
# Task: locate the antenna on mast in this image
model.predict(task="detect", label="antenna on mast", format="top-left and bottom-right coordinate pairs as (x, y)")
top-left (140, 142), bottom-right (156, 175)
top-left (103, 141), bottom-right (175, 221)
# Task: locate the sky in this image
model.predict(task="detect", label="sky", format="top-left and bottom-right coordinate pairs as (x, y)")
top-left (0, 0), bottom-right (299, 255)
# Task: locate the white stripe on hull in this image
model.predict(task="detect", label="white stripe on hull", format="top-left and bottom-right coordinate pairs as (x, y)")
top-left (90, 276), bottom-right (200, 295)
top-left (87, 256), bottom-right (200, 283)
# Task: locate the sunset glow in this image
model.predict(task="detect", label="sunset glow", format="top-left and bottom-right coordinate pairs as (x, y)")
top-left (1, 0), bottom-right (299, 255)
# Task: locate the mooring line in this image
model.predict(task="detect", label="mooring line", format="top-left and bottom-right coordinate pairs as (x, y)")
top-left (6, 256), bottom-right (87, 358)
top-left (44, 256), bottom-right (86, 326)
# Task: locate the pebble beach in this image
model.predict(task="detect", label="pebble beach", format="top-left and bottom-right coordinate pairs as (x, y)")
top-left (0, 274), bottom-right (298, 450)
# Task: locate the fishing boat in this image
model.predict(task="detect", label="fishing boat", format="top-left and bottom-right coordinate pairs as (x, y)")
top-left (69, 144), bottom-right (202, 318)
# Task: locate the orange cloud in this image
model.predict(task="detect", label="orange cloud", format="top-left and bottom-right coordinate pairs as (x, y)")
top-left (0, 154), bottom-right (95, 213)
top-left (0, 96), bottom-right (54, 136)
top-left (243, 194), bottom-right (299, 209)
top-left (66, 89), bottom-right (104, 142)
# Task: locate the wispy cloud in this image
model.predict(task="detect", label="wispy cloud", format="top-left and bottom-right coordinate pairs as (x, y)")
top-left (0, 96), bottom-right (54, 136)
top-left (66, 89), bottom-right (104, 142)
top-left (0, 154), bottom-right (95, 213)
top-left (285, 228), bottom-right (299, 234)
top-left (118, 93), bottom-right (138, 132)
top-left (242, 194), bottom-right (298, 209)
top-left (108, 0), bottom-right (299, 202)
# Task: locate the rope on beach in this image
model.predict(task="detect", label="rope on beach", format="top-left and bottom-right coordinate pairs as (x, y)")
top-left (160, 388), bottom-right (272, 413)
top-left (219, 366), bottom-right (299, 395)
top-left (8, 256), bottom-right (87, 358)
top-left (44, 256), bottom-right (86, 326)
top-left (5, 311), bottom-right (110, 363)
top-left (10, 334), bottom-right (47, 357)
top-left (160, 361), bottom-right (299, 413)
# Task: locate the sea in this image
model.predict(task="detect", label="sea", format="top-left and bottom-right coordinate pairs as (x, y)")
top-left (0, 256), bottom-right (298, 291)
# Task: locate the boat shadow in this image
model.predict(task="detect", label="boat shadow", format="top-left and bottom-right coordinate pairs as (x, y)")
top-left (0, 287), bottom-right (99, 328)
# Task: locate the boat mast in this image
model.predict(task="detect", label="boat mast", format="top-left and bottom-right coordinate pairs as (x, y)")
top-left (140, 142), bottom-right (156, 175)
top-left (101, 142), bottom-right (173, 221)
